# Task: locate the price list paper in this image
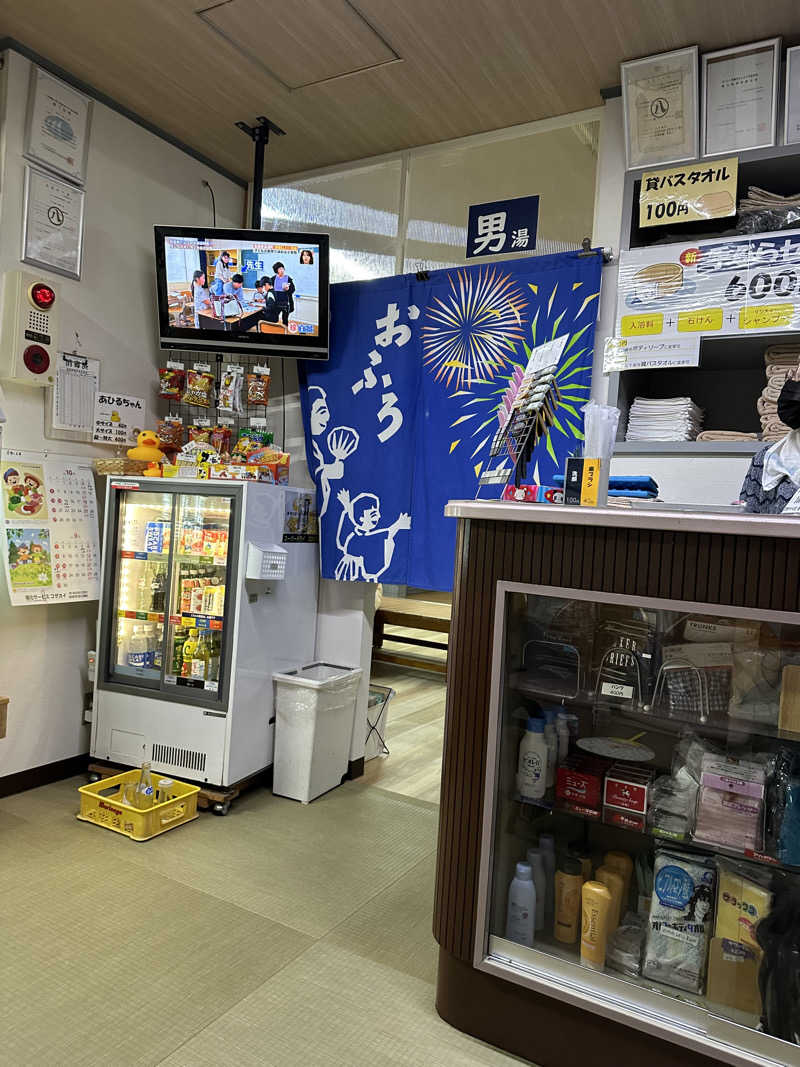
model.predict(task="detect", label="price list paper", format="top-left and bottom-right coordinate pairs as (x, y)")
top-left (92, 392), bottom-right (145, 446)
top-left (1, 449), bottom-right (100, 606)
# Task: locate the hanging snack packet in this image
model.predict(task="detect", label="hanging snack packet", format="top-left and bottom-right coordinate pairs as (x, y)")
top-left (183, 370), bottom-right (214, 408)
top-left (156, 417), bottom-right (184, 451)
top-left (218, 366), bottom-right (243, 414)
top-left (187, 424), bottom-right (212, 444)
top-left (159, 367), bottom-right (185, 399)
top-left (246, 371), bottom-right (271, 406)
top-left (210, 424), bottom-right (232, 455)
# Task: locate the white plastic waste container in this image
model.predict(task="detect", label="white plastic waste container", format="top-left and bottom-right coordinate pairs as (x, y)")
top-left (272, 662), bottom-right (363, 803)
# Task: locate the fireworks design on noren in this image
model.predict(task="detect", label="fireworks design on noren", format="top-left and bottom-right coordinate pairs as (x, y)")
top-left (421, 266), bottom-right (528, 390)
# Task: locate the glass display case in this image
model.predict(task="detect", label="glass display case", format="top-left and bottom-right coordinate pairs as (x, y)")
top-left (476, 581), bottom-right (800, 1065)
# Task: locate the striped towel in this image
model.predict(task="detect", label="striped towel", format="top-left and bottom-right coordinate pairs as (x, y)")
top-left (696, 430), bottom-right (759, 442)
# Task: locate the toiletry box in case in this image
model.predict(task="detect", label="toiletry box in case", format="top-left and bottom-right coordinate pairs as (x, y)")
top-left (556, 754), bottom-right (611, 818)
top-left (693, 756), bottom-right (765, 852)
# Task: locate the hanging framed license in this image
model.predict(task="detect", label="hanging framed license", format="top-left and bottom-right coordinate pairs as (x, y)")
top-left (702, 38), bottom-right (780, 156)
top-left (24, 65), bottom-right (92, 185)
top-left (22, 165), bottom-right (85, 280)
top-left (785, 46), bottom-right (800, 145)
top-left (621, 46), bottom-right (699, 170)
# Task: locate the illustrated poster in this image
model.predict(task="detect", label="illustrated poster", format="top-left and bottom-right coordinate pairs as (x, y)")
top-left (1, 449), bottom-right (100, 606)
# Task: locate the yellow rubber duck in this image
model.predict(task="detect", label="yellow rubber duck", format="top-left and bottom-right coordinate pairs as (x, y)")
top-left (127, 430), bottom-right (165, 476)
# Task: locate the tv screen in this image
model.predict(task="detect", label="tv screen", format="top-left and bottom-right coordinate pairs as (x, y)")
top-left (154, 226), bottom-right (329, 358)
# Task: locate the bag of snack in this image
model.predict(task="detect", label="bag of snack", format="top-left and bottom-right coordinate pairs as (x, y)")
top-left (246, 371), bottom-right (271, 406)
top-left (210, 425), bottom-right (232, 455)
top-left (182, 370), bottom-right (214, 407)
top-left (187, 424), bottom-right (212, 444)
top-left (159, 367), bottom-right (185, 399)
top-left (218, 366), bottom-right (243, 414)
top-left (156, 417), bottom-right (184, 451)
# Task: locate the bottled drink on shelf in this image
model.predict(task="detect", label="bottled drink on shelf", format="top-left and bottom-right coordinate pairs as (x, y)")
top-left (172, 626), bottom-right (189, 673)
top-left (150, 565), bottom-right (166, 613)
top-left (209, 633), bottom-right (221, 680)
top-left (181, 627), bottom-right (209, 680)
top-left (135, 569), bottom-right (150, 612)
top-left (116, 629), bottom-right (130, 667)
top-left (127, 625), bottom-right (149, 669)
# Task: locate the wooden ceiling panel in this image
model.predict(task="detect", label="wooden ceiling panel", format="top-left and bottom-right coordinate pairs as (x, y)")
top-left (2, 1), bottom-right (800, 181)
top-left (199, 0), bottom-right (398, 89)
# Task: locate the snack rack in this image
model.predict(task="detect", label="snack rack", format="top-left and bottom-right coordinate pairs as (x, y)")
top-left (162, 352), bottom-right (276, 448)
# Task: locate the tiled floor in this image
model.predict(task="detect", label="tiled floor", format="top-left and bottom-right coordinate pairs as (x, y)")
top-left (0, 667), bottom-right (529, 1067)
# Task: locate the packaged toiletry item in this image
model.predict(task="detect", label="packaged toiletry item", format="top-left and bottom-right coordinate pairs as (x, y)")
top-left (715, 861), bottom-right (772, 951)
top-left (539, 834), bottom-right (556, 930)
top-left (182, 370), bottom-right (214, 408)
top-left (607, 911), bottom-right (646, 977)
top-left (693, 754), bottom-right (765, 852)
top-left (516, 718), bottom-right (547, 801)
top-left (706, 937), bottom-right (762, 1014)
top-left (501, 483), bottom-right (563, 504)
top-left (246, 370), bottom-right (271, 406)
top-left (596, 865), bottom-right (625, 933)
top-left (554, 855), bottom-right (583, 943)
top-left (581, 881), bottom-right (613, 971)
top-left (506, 862), bottom-right (536, 948)
top-left (543, 708), bottom-right (557, 793)
top-left (158, 366), bottom-right (185, 399)
top-left (526, 848), bottom-right (547, 931)
top-left (603, 763), bottom-right (653, 815)
top-left (603, 851), bottom-right (634, 903)
top-left (556, 754), bottom-right (611, 819)
top-left (218, 366), bottom-right (243, 414)
top-left (643, 850), bottom-right (716, 993)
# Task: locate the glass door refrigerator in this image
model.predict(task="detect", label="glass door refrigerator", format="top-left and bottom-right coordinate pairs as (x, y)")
top-left (91, 476), bottom-right (318, 787)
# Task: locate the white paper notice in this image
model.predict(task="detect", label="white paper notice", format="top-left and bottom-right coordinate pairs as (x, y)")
top-left (53, 352), bottom-right (100, 432)
top-left (603, 335), bottom-right (700, 372)
top-left (92, 392), bottom-right (145, 446)
top-left (0, 449), bottom-right (100, 606)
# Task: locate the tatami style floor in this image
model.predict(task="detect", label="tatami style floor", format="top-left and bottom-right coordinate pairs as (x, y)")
top-left (0, 665), bottom-right (528, 1067)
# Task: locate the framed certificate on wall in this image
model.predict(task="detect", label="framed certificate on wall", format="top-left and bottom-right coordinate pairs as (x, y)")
top-left (786, 46), bottom-right (800, 145)
top-left (24, 65), bottom-right (92, 185)
top-left (22, 165), bottom-right (85, 280)
top-left (702, 38), bottom-right (780, 156)
top-left (621, 47), bottom-right (699, 170)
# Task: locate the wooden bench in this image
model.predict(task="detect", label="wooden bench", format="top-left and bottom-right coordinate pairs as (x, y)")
top-left (372, 596), bottom-right (451, 675)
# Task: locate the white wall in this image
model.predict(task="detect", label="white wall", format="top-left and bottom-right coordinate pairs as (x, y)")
top-left (0, 49), bottom-right (244, 777)
top-left (591, 97), bottom-right (753, 503)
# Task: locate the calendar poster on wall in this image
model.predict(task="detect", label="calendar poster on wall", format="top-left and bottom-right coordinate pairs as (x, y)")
top-left (0, 449), bottom-right (100, 606)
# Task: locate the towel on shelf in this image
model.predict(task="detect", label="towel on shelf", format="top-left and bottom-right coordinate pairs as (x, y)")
top-left (696, 430), bottom-right (759, 442)
top-left (625, 396), bottom-right (703, 442)
top-left (765, 344), bottom-right (800, 364)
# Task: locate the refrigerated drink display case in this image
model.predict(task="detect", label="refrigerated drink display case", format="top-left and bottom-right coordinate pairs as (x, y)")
top-left (92, 477), bottom-right (318, 787)
top-left (478, 583), bottom-right (800, 1065)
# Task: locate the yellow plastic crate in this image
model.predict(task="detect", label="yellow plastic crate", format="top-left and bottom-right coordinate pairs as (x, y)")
top-left (77, 769), bottom-right (200, 841)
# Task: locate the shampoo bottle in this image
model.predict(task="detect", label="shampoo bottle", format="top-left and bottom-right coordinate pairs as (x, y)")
top-left (516, 718), bottom-right (547, 800)
top-left (554, 854), bottom-right (583, 943)
top-left (604, 851), bottom-right (634, 910)
top-left (506, 862), bottom-right (536, 947)
top-left (526, 847), bottom-right (547, 931)
top-left (539, 833), bottom-right (556, 930)
top-left (595, 865), bottom-right (625, 932)
top-left (580, 880), bottom-right (613, 971)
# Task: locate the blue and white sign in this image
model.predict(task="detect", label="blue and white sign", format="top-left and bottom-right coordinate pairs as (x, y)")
top-left (467, 195), bottom-right (539, 258)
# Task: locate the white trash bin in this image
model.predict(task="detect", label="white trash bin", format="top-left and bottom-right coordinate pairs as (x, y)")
top-left (272, 662), bottom-right (363, 803)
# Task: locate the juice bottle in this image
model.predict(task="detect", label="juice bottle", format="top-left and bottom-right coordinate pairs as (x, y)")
top-left (181, 628), bottom-right (198, 677)
top-left (172, 626), bottom-right (189, 673)
top-left (190, 630), bottom-right (210, 681)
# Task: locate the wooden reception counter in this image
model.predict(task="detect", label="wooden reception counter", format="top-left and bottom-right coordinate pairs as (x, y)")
top-left (434, 501), bottom-right (800, 1067)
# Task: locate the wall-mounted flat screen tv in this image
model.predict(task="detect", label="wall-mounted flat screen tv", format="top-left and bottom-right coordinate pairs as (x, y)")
top-left (154, 226), bottom-right (329, 358)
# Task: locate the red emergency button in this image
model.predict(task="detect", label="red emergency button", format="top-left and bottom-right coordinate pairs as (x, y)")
top-left (29, 282), bottom-right (56, 310)
top-left (23, 345), bottom-right (51, 374)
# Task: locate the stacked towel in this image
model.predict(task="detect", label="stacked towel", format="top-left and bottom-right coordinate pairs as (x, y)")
top-left (625, 397), bottom-right (703, 441)
top-left (696, 430), bottom-right (759, 442)
top-left (758, 346), bottom-right (799, 441)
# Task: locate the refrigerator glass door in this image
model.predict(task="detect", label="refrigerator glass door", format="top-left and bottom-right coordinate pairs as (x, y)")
top-left (163, 492), bottom-right (235, 701)
top-left (108, 489), bottom-right (174, 688)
